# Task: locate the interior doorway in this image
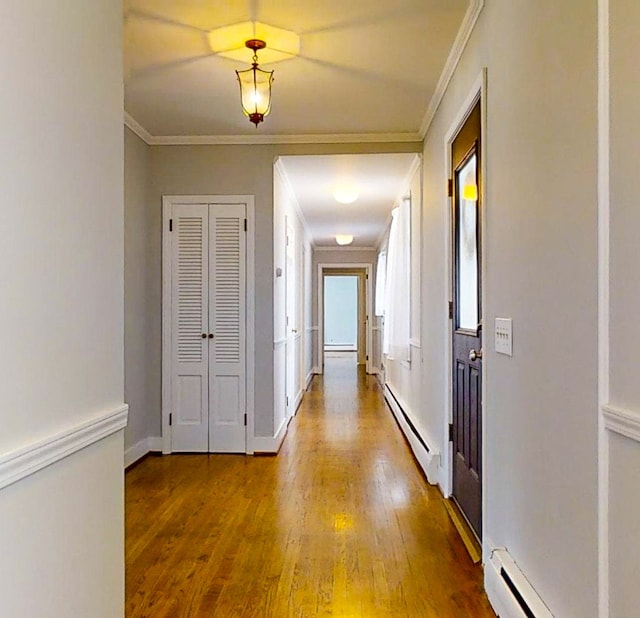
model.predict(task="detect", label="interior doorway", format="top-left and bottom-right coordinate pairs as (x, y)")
top-left (324, 275), bottom-right (358, 354)
top-left (317, 264), bottom-right (372, 374)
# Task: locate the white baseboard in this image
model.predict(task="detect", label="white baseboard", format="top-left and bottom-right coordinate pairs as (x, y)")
top-left (251, 416), bottom-right (289, 454)
top-left (312, 366), bottom-right (321, 374)
top-left (0, 405), bottom-right (128, 491)
top-left (384, 383), bottom-right (440, 486)
top-left (124, 436), bottom-right (163, 468)
top-left (293, 389), bottom-right (304, 414)
top-left (305, 370), bottom-right (315, 389)
top-left (485, 543), bottom-right (553, 618)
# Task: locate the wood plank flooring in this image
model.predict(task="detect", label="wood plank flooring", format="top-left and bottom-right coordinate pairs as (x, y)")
top-left (126, 356), bottom-right (495, 617)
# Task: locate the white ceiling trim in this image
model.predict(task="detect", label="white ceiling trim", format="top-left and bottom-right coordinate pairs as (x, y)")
top-left (419, 0), bottom-right (485, 139)
top-left (124, 112), bottom-right (153, 144)
top-left (134, 131), bottom-right (421, 146)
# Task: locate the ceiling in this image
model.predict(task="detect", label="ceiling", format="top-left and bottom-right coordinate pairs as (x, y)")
top-left (123, 0), bottom-right (470, 140)
top-left (278, 154), bottom-right (419, 248)
top-left (124, 1), bottom-right (472, 247)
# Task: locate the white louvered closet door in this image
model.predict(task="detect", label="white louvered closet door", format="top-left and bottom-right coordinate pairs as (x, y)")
top-left (171, 204), bottom-right (209, 452)
top-left (208, 204), bottom-right (246, 452)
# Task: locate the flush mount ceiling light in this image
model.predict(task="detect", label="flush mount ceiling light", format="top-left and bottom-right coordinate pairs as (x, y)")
top-left (335, 234), bottom-right (354, 246)
top-left (333, 187), bottom-right (359, 204)
top-left (235, 39), bottom-right (274, 127)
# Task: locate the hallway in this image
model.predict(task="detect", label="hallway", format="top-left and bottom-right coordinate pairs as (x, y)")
top-left (125, 356), bottom-right (494, 617)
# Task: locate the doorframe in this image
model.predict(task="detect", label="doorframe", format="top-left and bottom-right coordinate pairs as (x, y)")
top-left (317, 263), bottom-right (373, 374)
top-left (161, 194), bottom-right (256, 455)
top-left (443, 69), bottom-right (487, 547)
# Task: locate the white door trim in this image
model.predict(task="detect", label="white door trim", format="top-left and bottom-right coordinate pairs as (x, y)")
top-left (162, 194), bottom-right (255, 455)
top-left (317, 263), bottom-right (373, 374)
top-left (442, 68), bottom-right (487, 553)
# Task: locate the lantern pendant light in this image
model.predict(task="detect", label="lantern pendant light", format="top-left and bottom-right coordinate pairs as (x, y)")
top-left (236, 39), bottom-right (274, 127)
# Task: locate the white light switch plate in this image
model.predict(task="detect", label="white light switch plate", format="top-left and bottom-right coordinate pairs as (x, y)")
top-left (495, 318), bottom-right (513, 356)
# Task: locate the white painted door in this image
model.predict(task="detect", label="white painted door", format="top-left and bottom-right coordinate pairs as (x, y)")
top-left (208, 204), bottom-right (246, 452)
top-left (171, 204), bottom-right (209, 452)
top-left (170, 203), bottom-right (246, 453)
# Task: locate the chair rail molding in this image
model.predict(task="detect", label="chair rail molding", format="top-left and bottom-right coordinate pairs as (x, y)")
top-left (0, 405), bottom-right (128, 491)
top-left (602, 404), bottom-right (640, 443)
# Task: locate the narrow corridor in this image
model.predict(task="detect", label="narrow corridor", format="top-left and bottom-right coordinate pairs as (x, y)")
top-left (125, 356), bottom-right (494, 616)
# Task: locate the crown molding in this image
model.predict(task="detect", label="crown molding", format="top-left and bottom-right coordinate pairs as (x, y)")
top-left (419, 0), bottom-right (485, 139)
top-left (122, 114), bottom-right (421, 146)
top-left (147, 131), bottom-right (421, 146)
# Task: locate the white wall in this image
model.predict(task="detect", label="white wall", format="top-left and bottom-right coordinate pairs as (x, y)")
top-left (418, 2), bottom-right (599, 615)
top-left (0, 0), bottom-right (125, 614)
top-left (607, 1), bottom-right (640, 614)
top-left (125, 127), bottom-right (160, 453)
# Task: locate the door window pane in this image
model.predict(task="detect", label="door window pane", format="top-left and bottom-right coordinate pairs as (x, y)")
top-left (456, 154), bottom-right (478, 331)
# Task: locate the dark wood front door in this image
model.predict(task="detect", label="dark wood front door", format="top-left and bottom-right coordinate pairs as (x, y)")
top-left (451, 100), bottom-right (482, 539)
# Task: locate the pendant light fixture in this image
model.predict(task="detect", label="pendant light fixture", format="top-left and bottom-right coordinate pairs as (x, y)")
top-left (236, 39), bottom-right (274, 127)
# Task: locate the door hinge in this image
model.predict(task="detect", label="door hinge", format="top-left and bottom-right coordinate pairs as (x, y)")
top-left (244, 218), bottom-right (247, 232)
top-left (244, 413), bottom-right (247, 427)
top-left (366, 273), bottom-right (369, 280)
top-left (447, 178), bottom-right (453, 197)
top-left (366, 355), bottom-right (369, 361)
top-left (169, 413), bottom-right (173, 426)
top-left (448, 301), bottom-right (454, 320)
top-left (286, 396), bottom-right (289, 406)
top-left (169, 219), bottom-right (173, 232)
top-left (448, 423), bottom-right (453, 442)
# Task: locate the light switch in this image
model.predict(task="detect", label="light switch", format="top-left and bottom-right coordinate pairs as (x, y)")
top-left (495, 318), bottom-right (513, 356)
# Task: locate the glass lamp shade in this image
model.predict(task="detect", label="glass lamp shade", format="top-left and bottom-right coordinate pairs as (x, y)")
top-left (236, 64), bottom-right (274, 126)
top-left (335, 234), bottom-right (354, 246)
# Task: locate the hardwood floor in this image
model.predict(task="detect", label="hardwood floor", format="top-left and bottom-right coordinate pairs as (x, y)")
top-left (126, 356), bottom-right (495, 617)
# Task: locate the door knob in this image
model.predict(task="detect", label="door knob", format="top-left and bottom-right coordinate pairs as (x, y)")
top-left (208, 333), bottom-right (214, 339)
top-left (469, 348), bottom-right (483, 361)
top-left (202, 333), bottom-right (207, 339)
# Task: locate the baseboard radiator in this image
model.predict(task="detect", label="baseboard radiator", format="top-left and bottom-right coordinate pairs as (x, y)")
top-left (486, 548), bottom-right (553, 618)
top-left (383, 383), bottom-right (440, 485)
